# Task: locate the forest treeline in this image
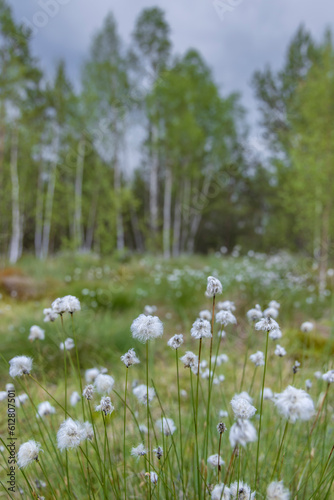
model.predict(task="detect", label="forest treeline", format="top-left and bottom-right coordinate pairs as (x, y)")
top-left (1, 0), bottom-right (333, 272)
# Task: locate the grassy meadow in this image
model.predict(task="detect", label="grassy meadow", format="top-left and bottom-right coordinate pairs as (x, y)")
top-left (0, 251), bottom-right (334, 499)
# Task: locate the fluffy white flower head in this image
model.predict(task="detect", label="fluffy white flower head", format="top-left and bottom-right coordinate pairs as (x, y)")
top-left (249, 351), bottom-right (265, 367)
top-left (322, 370), bottom-right (334, 384)
top-left (206, 276), bottom-right (223, 297)
top-left (133, 384), bottom-right (155, 405)
top-left (167, 334), bottom-right (184, 350)
top-left (70, 391), bottom-right (81, 407)
top-left (131, 443), bottom-right (147, 458)
top-left (300, 321), bottom-right (314, 333)
top-left (156, 417), bottom-right (176, 436)
top-left (121, 348), bottom-right (140, 368)
top-left (17, 440), bottom-right (42, 468)
top-left (28, 326), bottom-right (45, 341)
top-left (269, 328), bottom-right (282, 340)
top-left (64, 295), bottom-right (81, 313)
top-left (43, 307), bottom-right (57, 322)
top-left (211, 483), bottom-right (230, 500)
top-left (217, 300), bottom-right (236, 312)
top-left (9, 356), bottom-right (33, 377)
top-left (275, 345), bottom-right (286, 357)
top-left (131, 314), bottom-right (163, 343)
top-left (180, 351), bottom-right (199, 374)
top-left (274, 386), bottom-right (315, 423)
top-left (229, 419), bottom-right (257, 448)
top-left (230, 395), bottom-right (256, 420)
top-left (94, 374), bottom-right (115, 395)
top-left (230, 481), bottom-right (255, 500)
top-left (57, 418), bottom-right (86, 451)
top-left (207, 454), bottom-right (224, 468)
top-left (263, 307), bottom-right (279, 319)
top-left (191, 318), bottom-right (212, 339)
top-left (60, 338), bottom-right (75, 351)
top-left (85, 368), bottom-right (100, 383)
top-left (255, 317), bottom-right (279, 332)
top-left (37, 401), bottom-right (56, 418)
top-left (246, 305), bottom-right (262, 322)
top-left (95, 396), bottom-right (114, 415)
top-left (266, 481), bottom-right (290, 500)
top-left (216, 310), bottom-right (237, 327)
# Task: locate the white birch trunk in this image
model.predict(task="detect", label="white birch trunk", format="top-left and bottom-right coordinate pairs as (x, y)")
top-left (113, 137), bottom-right (124, 251)
top-left (9, 128), bottom-right (20, 263)
top-left (163, 166), bottom-right (172, 258)
top-left (172, 194), bottom-right (181, 257)
top-left (74, 138), bottom-right (85, 249)
top-left (34, 165), bottom-right (44, 258)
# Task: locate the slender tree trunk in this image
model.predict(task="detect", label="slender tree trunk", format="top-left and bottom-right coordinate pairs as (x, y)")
top-left (181, 179), bottom-right (191, 252)
top-left (172, 193), bottom-right (181, 257)
top-left (149, 125), bottom-right (159, 238)
top-left (18, 213), bottom-right (24, 259)
top-left (35, 164), bottom-right (44, 258)
top-left (74, 138), bottom-right (85, 250)
top-left (163, 165), bottom-right (172, 258)
top-left (187, 175), bottom-right (212, 253)
top-left (130, 207), bottom-right (144, 252)
top-left (84, 188), bottom-right (98, 252)
top-left (113, 136), bottom-right (124, 251)
top-left (9, 127), bottom-right (20, 264)
top-left (41, 132), bottom-right (59, 259)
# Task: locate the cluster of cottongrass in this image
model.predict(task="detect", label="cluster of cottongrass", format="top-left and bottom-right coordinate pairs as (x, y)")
top-left (1, 275), bottom-right (334, 500)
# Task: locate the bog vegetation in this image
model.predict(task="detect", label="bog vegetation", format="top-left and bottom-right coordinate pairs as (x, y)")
top-left (0, 253), bottom-right (334, 499)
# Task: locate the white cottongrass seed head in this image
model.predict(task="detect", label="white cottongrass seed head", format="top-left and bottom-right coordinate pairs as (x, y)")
top-left (83, 384), bottom-right (94, 400)
top-left (275, 345), bottom-right (286, 357)
top-left (249, 351), bottom-right (265, 366)
top-left (133, 384), bottom-right (155, 405)
top-left (9, 356), bottom-right (33, 377)
top-left (262, 388), bottom-right (274, 400)
top-left (266, 480), bottom-right (290, 500)
top-left (131, 314), bottom-right (163, 343)
top-left (269, 328), bottom-right (282, 340)
top-left (131, 443), bottom-right (147, 458)
top-left (206, 276), bottom-right (223, 297)
top-left (322, 370), bottom-right (334, 384)
top-left (64, 295), bottom-right (81, 313)
top-left (94, 374), bottom-right (115, 395)
top-left (255, 317), bottom-right (279, 332)
top-left (15, 394), bottom-right (29, 407)
top-left (60, 338), bottom-right (75, 351)
top-left (180, 351), bottom-right (198, 374)
top-left (36, 402), bottom-right (56, 418)
top-left (155, 417), bottom-right (176, 436)
top-left (217, 300), bottom-right (236, 312)
top-left (230, 481), bottom-right (255, 500)
top-left (167, 334), bottom-right (184, 350)
top-left (81, 422), bottom-right (94, 441)
top-left (246, 305), bottom-right (263, 322)
top-left (207, 454), bottom-right (225, 468)
top-left (70, 391), bottom-right (81, 406)
top-left (191, 318), bottom-right (212, 339)
top-left (269, 300), bottom-right (280, 309)
top-left (146, 471), bottom-right (158, 484)
top-left (57, 418), bottom-right (86, 451)
top-left (95, 396), bottom-right (114, 415)
top-left (43, 308), bottom-right (57, 322)
top-left (211, 483), bottom-right (230, 500)
top-left (216, 310), bottom-right (237, 327)
top-left (300, 321), bottom-right (314, 333)
top-left (153, 446), bottom-right (163, 459)
top-left (230, 395), bottom-right (256, 420)
top-left (263, 307), bottom-right (279, 319)
top-left (85, 368), bottom-right (100, 383)
top-left (199, 309), bottom-right (212, 321)
top-left (121, 348), bottom-right (140, 368)
top-left (229, 419), bottom-right (257, 448)
top-left (274, 386), bottom-right (315, 423)
top-left (28, 326), bottom-right (45, 341)
top-left (17, 441), bottom-right (42, 468)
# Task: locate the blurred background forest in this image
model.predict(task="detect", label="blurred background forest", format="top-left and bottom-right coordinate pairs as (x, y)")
top-left (1, 0), bottom-right (334, 281)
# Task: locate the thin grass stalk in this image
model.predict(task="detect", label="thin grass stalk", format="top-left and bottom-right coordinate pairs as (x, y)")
top-left (175, 350), bottom-right (184, 489)
top-left (310, 383), bottom-right (330, 436)
top-left (218, 432), bottom-right (222, 483)
top-left (205, 295), bottom-right (216, 457)
top-left (195, 338), bottom-right (203, 500)
top-left (271, 420), bottom-right (289, 481)
top-left (124, 367), bottom-right (128, 500)
top-left (146, 341), bottom-right (152, 499)
top-left (254, 329), bottom-right (269, 489)
top-left (38, 457), bottom-right (59, 499)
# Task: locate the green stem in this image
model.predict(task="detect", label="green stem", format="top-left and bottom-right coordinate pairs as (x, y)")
top-left (124, 367), bottom-right (128, 500)
top-left (176, 349), bottom-right (185, 496)
top-left (195, 338), bottom-right (203, 500)
top-left (146, 341), bottom-right (152, 500)
top-left (254, 329), bottom-right (269, 490)
top-left (271, 420), bottom-right (289, 481)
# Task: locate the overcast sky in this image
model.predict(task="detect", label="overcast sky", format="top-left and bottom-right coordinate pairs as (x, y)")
top-left (8, 0), bottom-right (334, 142)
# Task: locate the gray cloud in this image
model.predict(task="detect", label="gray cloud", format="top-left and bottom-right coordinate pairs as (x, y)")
top-left (8, 0), bottom-right (334, 134)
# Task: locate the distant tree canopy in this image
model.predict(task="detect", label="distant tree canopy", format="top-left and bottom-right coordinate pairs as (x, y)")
top-left (0, 2), bottom-right (333, 271)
